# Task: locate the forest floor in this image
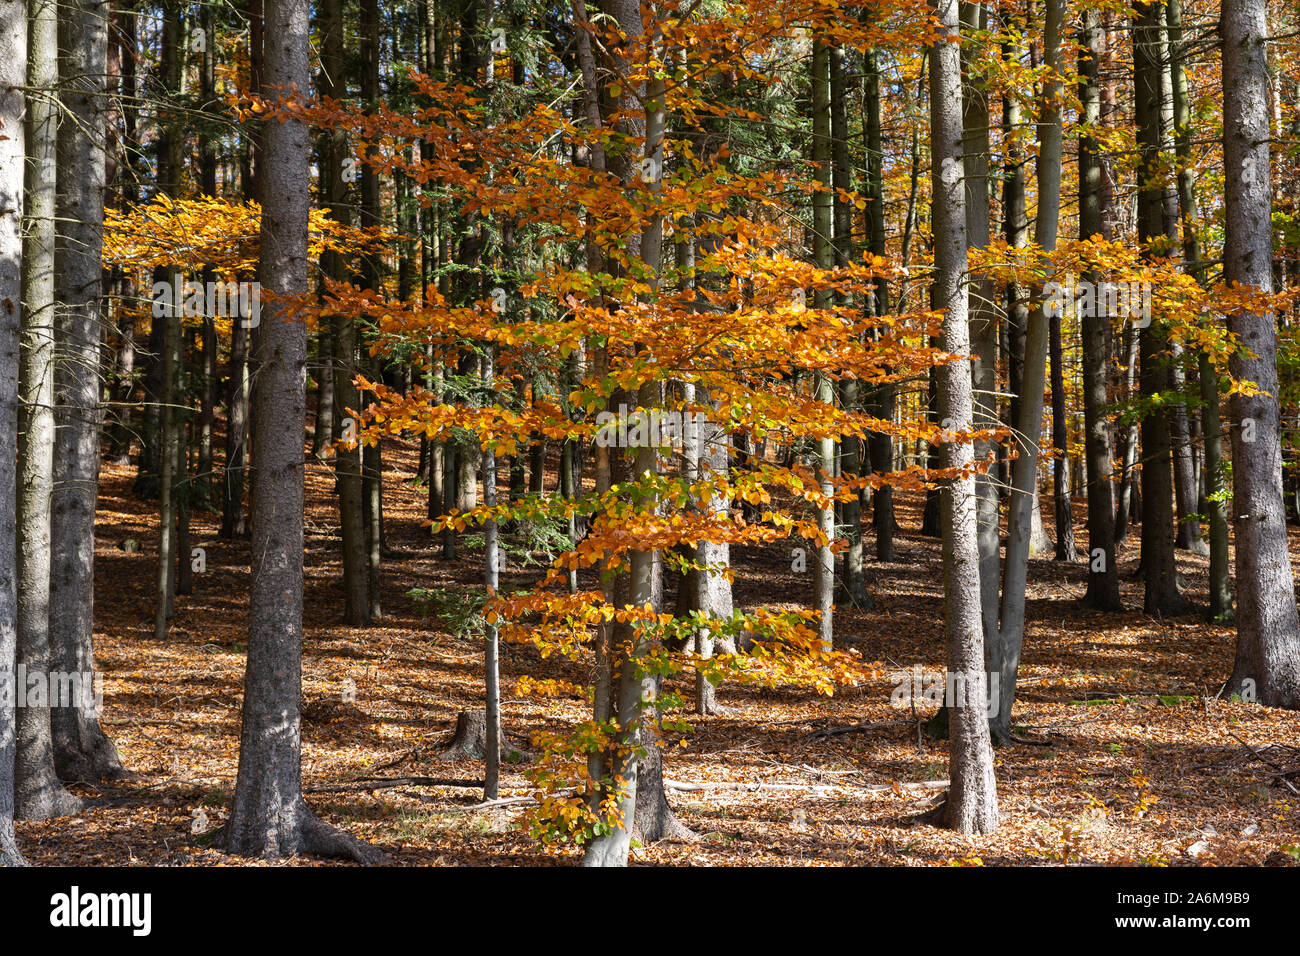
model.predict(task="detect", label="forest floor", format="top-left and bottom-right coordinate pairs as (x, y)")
top-left (17, 436), bottom-right (1300, 866)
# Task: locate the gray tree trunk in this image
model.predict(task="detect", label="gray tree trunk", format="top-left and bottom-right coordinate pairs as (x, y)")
top-left (931, 0), bottom-right (998, 834)
top-left (960, 1), bottom-right (1000, 639)
top-left (51, 0), bottom-right (125, 781)
top-left (811, 41), bottom-right (836, 650)
top-left (482, 346), bottom-right (501, 800)
top-left (0, 0), bottom-right (28, 864)
top-left (320, 0), bottom-right (367, 626)
top-left (1135, 0), bottom-right (1190, 614)
top-left (1078, 10), bottom-right (1121, 610)
top-left (219, 0), bottom-right (382, 862)
top-left (1169, 0), bottom-right (1230, 617)
top-left (862, 48), bottom-right (894, 560)
top-left (1222, 0), bottom-right (1300, 707)
top-left (987, 0), bottom-right (1064, 742)
top-left (16, 0), bottom-right (82, 820)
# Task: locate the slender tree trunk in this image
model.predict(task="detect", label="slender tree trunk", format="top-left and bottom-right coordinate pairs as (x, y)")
top-left (583, 0), bottom-right (679, 864)
top-left (321, 0), bottom-right (367, 623)
top-left (811, 40), bottom-right (836, 649)
top-left (1049, 300), bottom-right (1077, 561)
top-left (51, 0), bottom-right (126, 781)
top-left (1135, 0), bottom-right (1190, 614)
top-left (0, 0), bottom-right (28, 864)
top-left (16, 0), bottom-right (82, 820)
top-left (932, 0), bottom-right (997, 834)
top-left (196, 2), bottom-right (218, 505)
top-left (154, 274), bottom-right (178, 639)
top-left (222, 2), bottom-right (257, 538)
top-left (220, 0), bottom-right (382, 861)
top-left (1114, 324), bottom-right (1140, 542)
top-left (1170, 0), bottom-right (1230, 617)
top-left (988, 0), bottom-right (1064, 741)
top-left (482, 346), bottom-right (500, 800)
top-left (1222, 0), bottom-right (1300, 707)
top-left (961, 1), bottom-right (999, 636)
top-left (863, 49), bottom-right (894, 560)
top-left (1078, 10), bottom-right (1121, 609)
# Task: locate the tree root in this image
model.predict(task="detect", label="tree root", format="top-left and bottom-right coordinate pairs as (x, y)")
top-left (215, 800), bottom-right (388, 865)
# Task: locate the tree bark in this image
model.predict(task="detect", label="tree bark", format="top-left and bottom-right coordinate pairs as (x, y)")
top-left (1134, 0), bottom-right (1191, 614)
top-left (219, 0), bottom-right (382, 862)
top-left (961, 1), bottom-right (1000, 637)
top-left (811, 40), bottom-right (836, 649)
top-left (1078, 9), bottom-right (1121, 609)
top-left (16, 0), bottom-right (82, 820)
top-left (1222, 0), bottom-right (1300, 707)
top-left (1170, 0), bottom-right (1230, 617)
top-left (862, 48), bottom-right (894, 560)
top-left (51, 0), bottom-right (126, 781)
top-left (0, 0), bottom-right (28, 864)
top-left (320, 0), bottom-right (368, 623)
top-left (931, 0), bottom-right (997, 834)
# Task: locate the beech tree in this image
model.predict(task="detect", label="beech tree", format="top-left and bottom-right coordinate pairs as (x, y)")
top-left (930, 0), bottom-right (997, 834)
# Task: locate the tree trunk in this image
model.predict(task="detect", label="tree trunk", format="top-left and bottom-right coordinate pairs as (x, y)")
top-left (1170, 0), bottom-right (1230, 617)
top-left (51, 0), bottom-right (126, 781)
top-left (961, 1), bottom-right (999, 637)
top-left (1134, 0), bottom-right (1190, 614)
top-left (16, 0), bottom-right (82, 820)
top-left (222, 2), bottom-right (257, 539)
top-left (153, 273), bottom-right (178, 639)
top-left (1222, 0), bottom-right (1300, 707)
top-left (1078, 9), bottom-right (1121, 609)
top-left (811, 40), bottom-right (836, 649)
top-left (988, 0), bottom-right (1064, 741)
top-left (1049, 300), bottom-right (1077, 561)
top-left (0, 0), bottom-right (28, 863)
top-left (1114, 323), bottom-right (1140, 543)
top-left (321, 0), bottom-right (368, 623)
top-left (931, 0), bottom-right (997, 834)
top-left (220, 0), bottom-right (382, 862)
top-left (482, 346), bottom-right (501, 800)
top-left (863, 49), bottom-right (894, 560)
top-left (582, 0), bottom-right (677, 864)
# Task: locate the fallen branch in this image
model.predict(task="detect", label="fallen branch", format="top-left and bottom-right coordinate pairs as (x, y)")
top-left (811, 721), bottom-right (910, 739)
top-left (406, 794), bottom-right (538, 813)
top-left (1229, 733), bottom-right (1300, 796)
top-left (663, 778), bottom-right (948, 794)
top-left (307, 776), bottom-right (484, 794)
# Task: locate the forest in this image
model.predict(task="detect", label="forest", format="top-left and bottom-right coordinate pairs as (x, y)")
top-left (0, 0), bottom-right (1297, 885)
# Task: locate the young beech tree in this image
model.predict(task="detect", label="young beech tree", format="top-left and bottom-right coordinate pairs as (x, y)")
top-left (310, 0), bottom-right (957, 859)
